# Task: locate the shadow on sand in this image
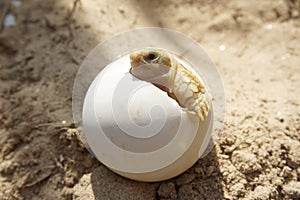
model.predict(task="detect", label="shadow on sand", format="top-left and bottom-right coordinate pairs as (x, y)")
top-left (90, 147), bottom-right (224, 199)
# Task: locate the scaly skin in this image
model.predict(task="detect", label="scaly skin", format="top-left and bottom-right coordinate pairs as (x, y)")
top-left (129, 48), bottom-right (210, 120)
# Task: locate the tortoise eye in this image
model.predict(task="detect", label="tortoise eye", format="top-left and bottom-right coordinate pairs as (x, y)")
top-left (143, 52), bottom-right (159, 63)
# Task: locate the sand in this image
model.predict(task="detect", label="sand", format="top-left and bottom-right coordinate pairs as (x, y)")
top-left (0, 0), bottom-right (299, 199)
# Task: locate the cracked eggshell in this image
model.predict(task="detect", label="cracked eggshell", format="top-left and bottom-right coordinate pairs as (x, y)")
top-left (82, 54), bottom-right (213, 182)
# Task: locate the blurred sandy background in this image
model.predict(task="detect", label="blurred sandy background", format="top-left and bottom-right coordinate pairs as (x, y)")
top-left (0, 0), bottom-right (299, 199)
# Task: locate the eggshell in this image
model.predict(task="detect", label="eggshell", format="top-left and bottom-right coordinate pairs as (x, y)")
top-left (82, 54), bottom-right (213, 182)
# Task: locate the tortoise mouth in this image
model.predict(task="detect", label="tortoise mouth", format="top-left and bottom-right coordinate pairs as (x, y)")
top-left (130, 51), bottom-right (146, 67)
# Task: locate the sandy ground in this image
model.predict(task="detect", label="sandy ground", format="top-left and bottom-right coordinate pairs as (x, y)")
top-left (0, 0), bottom-right (300, 199)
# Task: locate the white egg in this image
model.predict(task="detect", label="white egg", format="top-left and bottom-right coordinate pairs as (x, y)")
top-left (82, 54), bottom-right (213, 182)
